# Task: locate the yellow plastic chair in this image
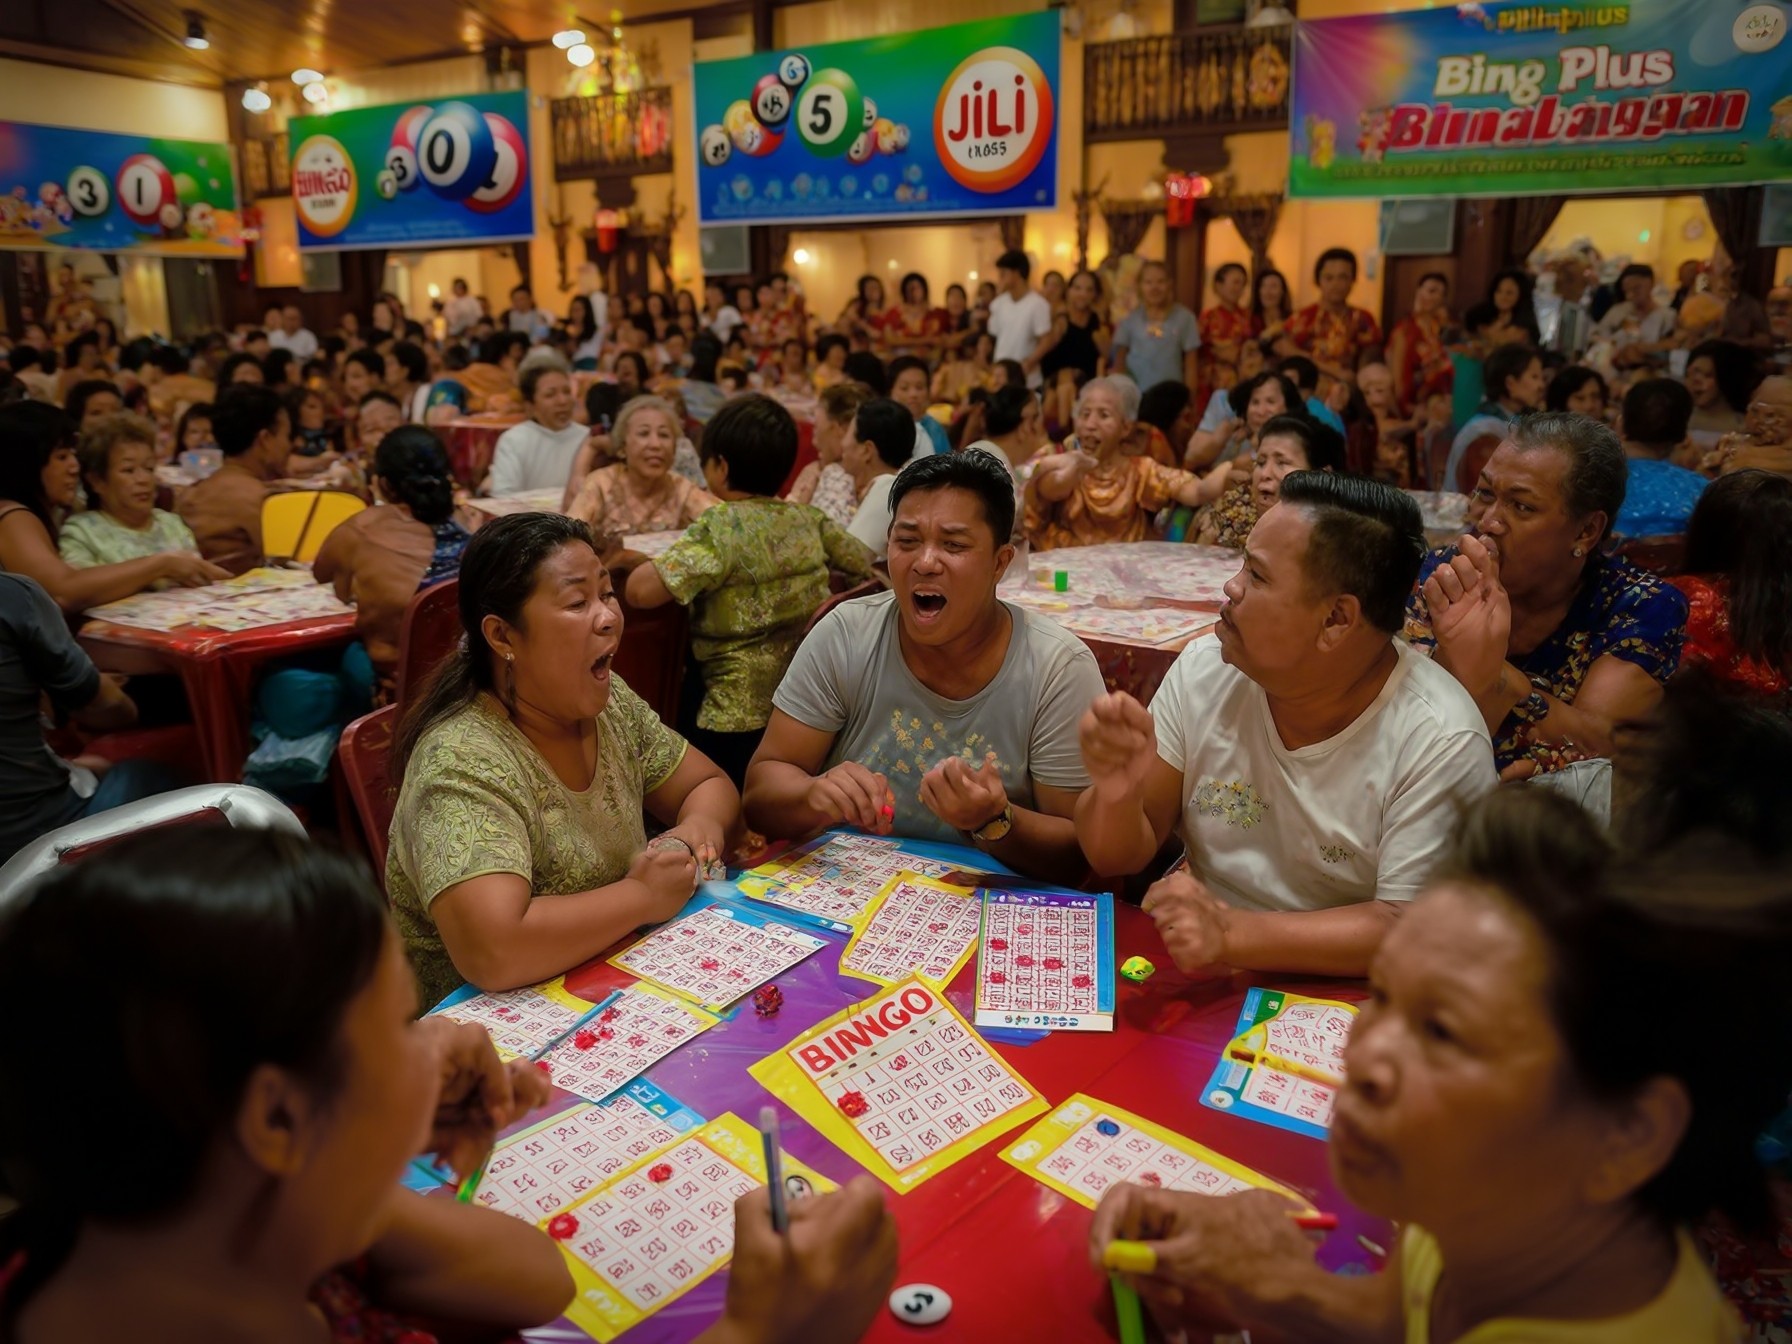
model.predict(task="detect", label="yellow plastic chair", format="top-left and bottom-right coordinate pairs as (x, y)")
top-left (262, 490), bottom-right (366, 564)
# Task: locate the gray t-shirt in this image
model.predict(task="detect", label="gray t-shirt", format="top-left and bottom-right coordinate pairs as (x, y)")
top-left (1114, 304), bottom-right (1201, 395)
top-left (0, 572), bottom-right (100, 857)
top-left (772, 590), bottom-right (1103, 844)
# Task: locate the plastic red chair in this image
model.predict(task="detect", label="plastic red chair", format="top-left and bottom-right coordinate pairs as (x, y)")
top-left (337, 705), bottom-right (399, 878)
top-left (395, 578), bottom-right (462, 712)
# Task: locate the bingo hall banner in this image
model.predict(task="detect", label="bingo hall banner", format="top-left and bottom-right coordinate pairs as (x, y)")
top-left (289, 91), bottom-right (533, 250)
top-left (1290, 0), bottom-right (1792, 199)
top-left (692, 12), bottom-right (1060, 225)
top-left (0, 120), bottom-right (242, 257)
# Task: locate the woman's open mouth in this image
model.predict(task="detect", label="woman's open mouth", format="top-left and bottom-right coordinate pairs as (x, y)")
top-left (591, 651), bottom-right (614, 682)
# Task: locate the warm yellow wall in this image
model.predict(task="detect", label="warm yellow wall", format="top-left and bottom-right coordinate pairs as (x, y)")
top-left (0, 58), bottom-right (228, 140)
top-left (1538, 195), bottom-right (1718, 273)
top-left (254, 197), bottom-right (303, 289)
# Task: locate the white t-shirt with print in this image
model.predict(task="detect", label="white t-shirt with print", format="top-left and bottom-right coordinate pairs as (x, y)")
top-left (1150, 637), bottom-right (1495, 913)
top-left (988, 290), bottom-right (1054, 388)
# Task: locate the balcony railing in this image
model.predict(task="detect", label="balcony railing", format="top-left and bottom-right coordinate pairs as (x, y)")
top-left (551, 87), bottom-right (674, 180)
top-left (1084, 27), bottom-right (1292, 142)
top-left (241, 133), bottom-right (291, 200)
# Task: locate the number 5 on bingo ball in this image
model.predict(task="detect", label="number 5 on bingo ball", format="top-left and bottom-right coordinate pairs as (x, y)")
top-left (418, 101), bottom-right (497, 202)
top-left (795, 68), bottom-right (862, 158)
top-left (116, 154), bottom-right (175, 228)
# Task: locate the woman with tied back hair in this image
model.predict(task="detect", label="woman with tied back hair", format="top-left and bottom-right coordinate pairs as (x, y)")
top-left (1669, 469), bottom-right (1792, 696)
top-left (313, 427), bottom-right (472, 702)
top-left (386, 512), bottom-right (739, 1006)
top-left (1089, 786), bottom-right (1789, 1342)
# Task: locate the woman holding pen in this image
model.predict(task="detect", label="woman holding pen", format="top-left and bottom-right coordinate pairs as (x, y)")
top-left (0, 827), bottom-right (896, 1344)
top-left (1089, 787), bottom-right (1786, 1342)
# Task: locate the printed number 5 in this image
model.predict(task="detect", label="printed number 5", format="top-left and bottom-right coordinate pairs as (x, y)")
top-left (809, 93), bottom-right (833, 136)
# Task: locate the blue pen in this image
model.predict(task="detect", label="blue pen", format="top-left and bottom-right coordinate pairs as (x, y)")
top-left (759, 1106), bottom-right (788, 1234)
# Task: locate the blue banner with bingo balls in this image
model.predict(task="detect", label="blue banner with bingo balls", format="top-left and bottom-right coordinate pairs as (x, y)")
top-left (0, 120), bottom-right (242, 257)
top-left (288, 91), bottom-right (533, 251)
top-left (692, 12), bottom-right (1061, 225)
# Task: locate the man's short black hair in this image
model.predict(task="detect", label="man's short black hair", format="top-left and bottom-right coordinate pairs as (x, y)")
top-left (389, 340), bottom-right (429, 385)
top-left (64, 380), bottom-right (120, 424)
top-left (344, 348), bottom-right (385, 381)
top-left (1214, 262), bottom-right (1247, 286)
top-left (1621, 378), bottom-right (1693, 450)
top-left (1314, 247), bottom-right (1358, 282)
top-left (1618, 263), bottom-right (1655, 286)
top-left (888, 448), bottom-right (1016, 546)
top-left (1277, 471), bottom-right (1424, 633)
top-left (1484, 343), bottom-right (1540, 404)
top-left (887, 354), bottom-right (929, 388)
top-left (843, 351), bottom-right (887, 397)
top-left (816, 333), bottom-right (849, 362)
top-left (212, 383), bottom-right (286, 457)
top-left (358, 389), bottom-right (401, 413)
top-left (1275, 355), bottom-right (1319, 395)
top-left (983, 385), bottom-right (1033, 438)
top-left (699, 393), bottom-right (797, 497)
top-left (481, 331), bottom-right (530, 364)
top-left (854, 398), bottom-right (914, 471)
top-left (1259, 414), bottom-right (1346, 475)
top-left (995, 249), bottom-right (1030, 279)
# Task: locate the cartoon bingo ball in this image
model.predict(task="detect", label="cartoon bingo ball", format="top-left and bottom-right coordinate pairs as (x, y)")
top-left (845, 132), bottom-right (874, 166)
top-left (466, 112), bottom-right (527, 213)
top-left (861, 96), bottom-right (878, 130)
top-left (794, 67), bottom-right (862, 159)
top-left (116, 154), bottom-right (177, 229)
top-left (416, 101), bottom-right (497, 202)
top-left (385, 103), bottom-right (432, 194)
top-left (933, 45), bottom-right (1055, 193)
top-left (778, 52), bottom-right (811, 88)
top-left (873, 117), bottom-right (901, 155)
top-left (292, 134), bottom-right (358, 238)
top-left (699, 124), bottom-right (732, 168)
top-left (752, 73), bottom-right (792, 129)
top-left (64, 167), bottom-right (110, 218)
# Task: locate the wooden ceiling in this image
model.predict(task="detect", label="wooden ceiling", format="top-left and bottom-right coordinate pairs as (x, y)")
top-left (0, 0), bottom-right (737, 88)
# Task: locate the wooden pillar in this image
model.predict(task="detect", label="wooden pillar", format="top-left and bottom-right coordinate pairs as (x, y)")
top-left (1170, 214), bottom-right (1205, 312)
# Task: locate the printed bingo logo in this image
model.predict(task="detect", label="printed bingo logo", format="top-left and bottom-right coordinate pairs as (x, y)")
top-left (933, 45), bottom-right (1054, 194)
top-left (292, 135), bottom-right (357, 237)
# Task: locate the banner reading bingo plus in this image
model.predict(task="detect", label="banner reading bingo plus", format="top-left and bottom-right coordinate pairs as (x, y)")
top-left (1291, 0), bottom-right (1792, 199)
top-left (0, 120), bottom-right (241, 257)
top-left (693, 12), bottom-right (1060, 225)
top-left (289, 91), bottom-right (533, 250)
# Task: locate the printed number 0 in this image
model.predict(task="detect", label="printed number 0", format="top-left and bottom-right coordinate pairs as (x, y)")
top-left (809, 92), bottom-right (833, 136)
top-left (426, 129), bottom-right (454, 175)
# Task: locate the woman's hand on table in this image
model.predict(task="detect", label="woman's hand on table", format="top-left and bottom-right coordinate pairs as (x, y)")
top-left (802, 761), bottom-right (895, 836)
top-left (650, 817), bottom-right (726, 875)
top-left (626, 844), bottom-right (700, 917)
top-left (704, 1177), bottom-right (897, 1344)
top-left (919, 751), bottom-right (1007, 833)
top-left (420, 1017), bottom-right (552, 1179)
top-left (159, 552), bottom-right (232, 587)
top-left (1141, 870), bottom-right (1232, 973)
top-left (1422, 533), bottom-right (1510, 696)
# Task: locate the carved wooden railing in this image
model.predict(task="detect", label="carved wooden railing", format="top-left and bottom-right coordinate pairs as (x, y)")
top-left (550, 87), bottom-right (674, 180)
top-left (1084, 27), bottom-right (1292, 142)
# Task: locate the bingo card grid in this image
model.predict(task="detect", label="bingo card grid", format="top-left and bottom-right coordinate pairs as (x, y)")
top-left (812, 1000), bottom-right (1037, 1175)
top-left (1031, 1106), bottom-right (1262, 1206)
top-left (749, 838), bottom-right (958, 928)
top-left (611, 904), bottom-right (829, 1011)
top-left (841, 876), bottom-right (982, 985)
top-left (472, 1093), bottom-right (699, 1223)
top-left (980, 899), bottom-right (1102, 1015)
top-left (433, 986), bottom-right (588, 1058)
top-left (537, 985), bottom-right (720, 1103)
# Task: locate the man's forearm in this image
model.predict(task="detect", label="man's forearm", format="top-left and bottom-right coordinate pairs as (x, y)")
top-left (1218, 900), bottom-right (1401, 979)
top-left (1074, 780), bottom-right (1159, 876)
top-left (970, 805), bottom-right (1085, 881)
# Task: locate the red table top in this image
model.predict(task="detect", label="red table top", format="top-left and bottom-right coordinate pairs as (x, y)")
top-left (528, 864), bottom-right (1384, 1344)
top-left (78, 611), bottom-right (359, 665)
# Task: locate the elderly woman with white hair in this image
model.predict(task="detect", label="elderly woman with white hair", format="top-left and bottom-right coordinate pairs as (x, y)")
top-left (1023, 376), bottom-right (1233, 550)
top-left (565, 393), bottom-right (717, 535)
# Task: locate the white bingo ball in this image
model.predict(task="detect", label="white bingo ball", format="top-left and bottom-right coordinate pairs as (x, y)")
top-left (862, 96), bottom-right (878, 129)
top-left (700, 125), bottom-right (732, 167)
top-left (65, 166), bottom-right (110, 218)
top-left (376, 170), bottom-right (398, 200)
top-left (778, 53), bottom-right (811, 88)
top-left (157, 202), bottom-right (184, 230)
top-left (384, 144), bottom-right (420, 193)
top-left (889, 1285), bottom-right (952, 1327)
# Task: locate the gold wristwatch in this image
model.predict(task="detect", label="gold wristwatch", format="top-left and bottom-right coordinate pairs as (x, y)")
top-left (972, 803), bottom-right (1014, 843)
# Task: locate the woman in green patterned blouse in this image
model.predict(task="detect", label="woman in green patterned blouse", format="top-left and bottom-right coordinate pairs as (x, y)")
top-left (387, 512), bottom-right (740, 1007)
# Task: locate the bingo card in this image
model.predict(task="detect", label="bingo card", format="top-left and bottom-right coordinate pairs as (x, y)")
top-left (1201, 987), bottom-right (1360, 1141)
top-left (750, 977), bottom-right (1047, 1190)
top-left (839, 873), bottom-right (982, 987)
top-left (974, 888), bottom-right (1116, 1032)
top-left (430, 977), bottom-right (598, 1059)
top-left (609, 902), bottom-right (828, 1012)
top-left (1002, 1093), bottom-right (1310, 1210)
top-left (550, 1112), bottom-right (836, 1342)
top-left (738, 832), bottom-right (960, 931)
top-left (537, 984), bottom-right (721, 1103)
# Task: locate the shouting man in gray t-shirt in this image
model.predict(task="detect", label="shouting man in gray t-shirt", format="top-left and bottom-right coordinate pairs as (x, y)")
top-left (745, 449), bottom-right (1103, 881)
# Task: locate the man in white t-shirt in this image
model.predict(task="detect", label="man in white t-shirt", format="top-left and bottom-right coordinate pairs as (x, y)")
top-left (267, 305), bottom-right (318, 361)
top-left (986, 249), bottom-right (1054, 390)
top-left (443, 278), bottom-right (484, 337)
top-left (486, 362), bottom-right (589, 495)
top-left (1077, 471), bottom-right (1494, 977)
top-left (842, 398), bottom-right (917, 559)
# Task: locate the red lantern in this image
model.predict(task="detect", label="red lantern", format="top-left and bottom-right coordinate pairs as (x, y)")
top-left (1163, 173), bottom-right (1212, 229)
top-left (594, 207), bottom-right (623, 254)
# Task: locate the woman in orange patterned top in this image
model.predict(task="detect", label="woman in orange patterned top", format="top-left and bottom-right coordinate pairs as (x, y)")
top-left (1024, 377), bottom-right (1232, 550)
top-left (1671, 470), bottom-right (1791, 696)
top-left (1285, 248), bottom-right (1383, 393)
top-left (1386, 271), bottom-right (1456, 416)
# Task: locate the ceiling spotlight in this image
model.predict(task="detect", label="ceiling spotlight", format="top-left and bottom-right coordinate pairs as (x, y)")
top-left (241, 85), bottom-right (272, 113)
top-left (567, 42), bottom-right (596, 67)
top-left (792, 247), bottom-right (812, 265)
top-left (301, 80), bottom-right (329, 103)
top-left (182, 12), bottom-right (210, 49)
top-left (291, 67), bottom-right (323, 85)
top-left (552, 28), bottom-right (586, 48)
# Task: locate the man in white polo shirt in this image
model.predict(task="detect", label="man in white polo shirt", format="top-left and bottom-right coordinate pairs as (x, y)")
top-left (1076, 471), bottom-right (1494, 977)
top-left (986, 249), bottom-right (1053, 390)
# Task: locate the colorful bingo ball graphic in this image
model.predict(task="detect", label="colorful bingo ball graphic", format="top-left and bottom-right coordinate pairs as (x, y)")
top-left (862, 96), bottom-right (878, 130)
top-left (417, 101), bottom-right (497, 202)
top-left (384, 104), bottom-right (430, 194)
top-left (846, 131), bottom-right (874, 166)
top-left (700, 124), bottom-right (732, 168)
top-left (732, 118), bottom-right (768, 156)
top-left (753, 74), bottom-right (793, 128)
top-left (116, 154), bottom-right (176, 228)
top-left (724, 99), bottom-right (758, 138)
top-left (64, 166), bottom-right (110, 218)
top-left (873, 117), bottom-right (900, 155)
top-left (933, 45), bottom-right (1055, 193)
top-left (292, 134), bottom-right (358, 238)
top-left (894, 122), bottom-right (911, 151)
top-left (778, 53), bottom-right (811, 88)
top-left (795, 68), bottom-right (862, 158)
top-left (376, 171), bottom-right (399, 201)
top-left (466, 112), bottom-right (527, 212)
